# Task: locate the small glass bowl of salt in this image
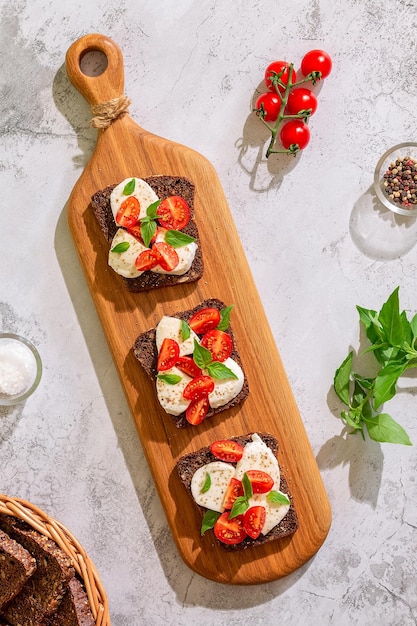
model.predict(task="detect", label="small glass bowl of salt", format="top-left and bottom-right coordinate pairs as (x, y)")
top-left (0, 334), bottom-right (42, 406)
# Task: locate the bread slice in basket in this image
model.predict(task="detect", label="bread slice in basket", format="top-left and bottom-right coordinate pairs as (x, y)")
top-left (133, 298), bottom-right (249, 428)
top-left (0, 528), bottom-right (37, 611)
top-left (177, 432), bottom-right (298, 550)
top-left (90, 175), bottom-right (204, 292)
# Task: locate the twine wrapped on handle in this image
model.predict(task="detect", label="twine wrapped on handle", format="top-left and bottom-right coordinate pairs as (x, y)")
top-left (90, 94), bottom-right (132, 128)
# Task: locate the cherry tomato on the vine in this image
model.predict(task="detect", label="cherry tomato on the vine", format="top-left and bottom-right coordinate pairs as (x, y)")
top-left (280, 120), bottom-right (310, 152)
top-left (264, 60), bottom-right (296, 92)
top-left (301, 49), bottom-right (332, 80)
top-left (254, 91), bottom-right (282, 122)
top-left (286, 87), bottom-right (317, 117)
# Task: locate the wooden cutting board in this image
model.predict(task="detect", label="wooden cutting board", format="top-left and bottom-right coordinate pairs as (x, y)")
top-left (65, 33), bottom-right (331, 584)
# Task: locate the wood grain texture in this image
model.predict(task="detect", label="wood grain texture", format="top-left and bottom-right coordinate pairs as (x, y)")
top-left (65, 34), bottom-right (331, 584)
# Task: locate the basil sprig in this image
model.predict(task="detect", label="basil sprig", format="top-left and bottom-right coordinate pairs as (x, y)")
top-left (334, 286), bottom-right (415, 446)
top-left (193, 340), bottom-right (238, 380)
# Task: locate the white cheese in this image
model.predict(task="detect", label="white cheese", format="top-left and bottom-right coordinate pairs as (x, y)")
top-left (235, 433), bottom-right (280, 485)
top-left (108, 229), bottom-right (147, 278)
top-left (191, 461), bottom-right (235, 512)
top-left (110, 177), bottom-right (159, 225)
top-left (208, 357), bottom-right (244, 408)
top-left (155, 316), bottom-right (199, 356)
top-left (156, 366), bottom-right (191, 416)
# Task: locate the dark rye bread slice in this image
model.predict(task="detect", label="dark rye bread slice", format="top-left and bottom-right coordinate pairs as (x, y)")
top-left (177, 432), bottom-right (299, 551)
top-left (90, 175), bottom-right (204, 292)
top-left (48, 577), bottom-right (95, 626)
top-left (133, 298), bottom-right (249, 428)
top-left (0, 515), bottom-right (74, 626)
top-left (0, 529), bottom-right (37, 611)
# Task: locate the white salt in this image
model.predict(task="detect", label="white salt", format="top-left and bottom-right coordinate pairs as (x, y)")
top-left (0, 341), bottom-right (36, 396)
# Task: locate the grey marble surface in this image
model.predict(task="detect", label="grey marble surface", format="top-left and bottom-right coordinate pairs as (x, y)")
top-left (1, 0), bottom-right (417, 624)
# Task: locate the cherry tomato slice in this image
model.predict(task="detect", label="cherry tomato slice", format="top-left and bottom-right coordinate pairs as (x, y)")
top-left (153, 241), bottom-right (179, 271)
top-left (188, 308), bottom-right (221, 335)
top-left (243, 505), bottom-right (266, 539)
top-left (127, 223), bottom-right (159, 245)
top-left (185, 396), bottom-right (209, 426)
top-left (183, 375), bottom-right (215, 401)
top-left (222, 478), bottom-right (244, 510)
top-left (158, 196), bottom-right (191, 230)
top-left (264, 60), bottom-right (296, 92)
top-left (246, 469), bottom-right (274, 494)
top-left (175, 356), bottom-right (202, 379)
top-left (210, 440), bottom-right (244, 463)
top-left (200, 329), bottom-right (233, 362)
top-left (157, 338), bottom-right (180, 372)
top-left (135, 249), bottom-right (160, 271)
top-left (116, 196), bottom-right (140, 228)
top-left (214, 512), bottom-right (247, 545)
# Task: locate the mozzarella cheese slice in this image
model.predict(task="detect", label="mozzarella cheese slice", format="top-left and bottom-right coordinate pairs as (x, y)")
top-left (155, 316), bottom-right (199, 356)
top-left (110, 177), bottom-right (159, 225)
top-left (108, 229), bottom-right (147, 278)
top-left (208, 357), bottom-right (244, 408)
top-left (191, 462), bottom-right (235, 512)
top-left (156, 366), bottom-right (191, 416)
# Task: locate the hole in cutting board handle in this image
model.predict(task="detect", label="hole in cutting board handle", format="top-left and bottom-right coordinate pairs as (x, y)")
top-left (79, 49), bottom-right (108, 77)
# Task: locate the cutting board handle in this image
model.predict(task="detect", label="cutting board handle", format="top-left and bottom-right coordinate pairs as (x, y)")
top-left (65, 33), bottom-right (125, 106)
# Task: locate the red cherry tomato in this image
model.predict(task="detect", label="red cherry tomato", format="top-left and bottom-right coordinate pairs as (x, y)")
top-left (210, 440), bottom-right (244, 463)
top-left (116, 196), bottom-right (141, 228)
top-left (185, 396), bottom-right (209, 425)
top-left (158, 196), bottom-right (190, 230)
top-left (243, 505), bottom-right (266, 539)
top-left (189, 308), bottom-right (221, 335)
top-left (214, 512), bottom-right (247, 545)
top-left (246, 469), bottom-right (274, 494)
top-left (286, 87), bottom-right (318, 116)
top-left (222, 478), bottom-right (244, 510)
top-left (183, 375), bottom-right (215, 401)
top-left (153, 241), bottom-right (179, 271)
top-left (201, 329), bottom-right (233, 362)
top-left (175, 356), bottom-right (202, 379)
top-left (135, 249), bottom-right (160, 271)
top-left (157, 338), bottom-right (180, 371)
top-left (254, 91), bottom-right (282, 122)
top-left (264, 60), bottom-right (296, 92)
top-left (280, 120), bottom-right (310, 151)
top-left (301, 49), bottom-right (332, 80)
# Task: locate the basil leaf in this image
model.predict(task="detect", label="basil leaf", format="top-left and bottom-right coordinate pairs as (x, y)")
top-left (206, 361), bottom-right (238, 380)
top-left (217, 305), bottom-right (234, 331)
top-left (111, 241), bottom-right (130, 253)
top-left (141, 219), bottom-right (157, 248)
top-left (410, 313), bottom-right (417, 344)
top-left (201, 472), bottom-right (211, 494)
top-left (201, 510), bottom-right (220, 535)
top-left (229, 495), bottom-right (249, 518)
top-left (192, 340), bottom-right (212, 370)
top-left (123, 178), bottom-right (136, 195)
top-left (373, 361), bottom-right (408, 409)
top-left (379, 286), bottom-right (404, 347)
top-left (165, 230), bottom-right (196, 248)
top-left (333, 351), bottom-right (352, 406)
top-left (356, 305), bottom-right (382, 344)
top-left (242, 472), bottom-right (253, 499)
top-left (156, 373), bottom-right (182, 385)
top-left (363, 413), bottom-right (412, 446)
top-left (267, 490), bottom-right (290, 505)
top-left (146, 200), bottom-right (161, 219)
top-left (181, 320), bottom-right (190, 341)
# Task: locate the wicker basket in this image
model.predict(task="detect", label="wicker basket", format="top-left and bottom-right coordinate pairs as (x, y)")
top-left (0, 494), bottom-right (110, 625)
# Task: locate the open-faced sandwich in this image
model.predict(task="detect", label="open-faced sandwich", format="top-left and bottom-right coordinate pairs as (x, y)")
top-left (133, 299), bottom-right (249, 428)
top-left (91, 175), bottom-right (203, 292)
top-left (177, 432), bottom-right (298, 550)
